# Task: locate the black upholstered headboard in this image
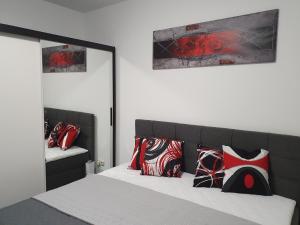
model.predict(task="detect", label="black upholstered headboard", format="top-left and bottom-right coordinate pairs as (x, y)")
top-left (135, 119), bottom-right (300, 208)
top-left (44, 107), bottom-right (95, 161)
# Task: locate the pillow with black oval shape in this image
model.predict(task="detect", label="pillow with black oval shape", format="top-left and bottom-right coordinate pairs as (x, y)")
top-left (222, 145), bottom-right (272, 196)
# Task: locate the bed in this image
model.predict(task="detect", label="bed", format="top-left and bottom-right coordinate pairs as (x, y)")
top-left (0, 119), bottom-right (299, 225)
top-left (44, 107), bottom-right (95, 190)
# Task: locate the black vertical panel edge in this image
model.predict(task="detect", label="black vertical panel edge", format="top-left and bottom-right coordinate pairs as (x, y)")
top-left (112, 48), bottom-right (116, 167)
top-left (110, 108), bottom-right (113, 126)
top-left (0, 23), bottom-right (116, 167)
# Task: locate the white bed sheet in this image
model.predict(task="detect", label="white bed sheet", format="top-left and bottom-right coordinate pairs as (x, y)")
top-left (100, 163), bottom-right (296, 225)
top-left (45, 141), bottom-right (88, 163)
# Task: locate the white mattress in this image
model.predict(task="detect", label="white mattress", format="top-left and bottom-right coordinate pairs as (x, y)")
top-left (100, 163), bottom-right (296, 225)
top-left (45, 141), bottom-right (88, 163)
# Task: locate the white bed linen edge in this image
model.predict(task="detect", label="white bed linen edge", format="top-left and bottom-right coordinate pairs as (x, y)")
top-left (45, 141), bottom-right (88, 163)
top-left (100, 163), bottom-right (296, 225)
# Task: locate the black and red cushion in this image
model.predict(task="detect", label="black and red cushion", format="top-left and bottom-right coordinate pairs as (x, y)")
top-left (48, 122), bottom-right (66, 148)
top-left (193, 146), bottom-right (224, 188)
top-left (141, 137), bottom-right (183, 177)
top-left (57, 124), bottom-right (80, 150)
top-left (129, 136), bottom-right (145, 170)
top-left (222, 145), bottom-right (272, 196)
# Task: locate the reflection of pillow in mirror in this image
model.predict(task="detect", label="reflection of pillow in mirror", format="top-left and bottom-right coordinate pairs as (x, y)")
top-left (44, 120), bottom-right (51, 139)
top-left (58, 124), bottom-right (80, 150)
top-left (48, 122), bottom-right (65, 148)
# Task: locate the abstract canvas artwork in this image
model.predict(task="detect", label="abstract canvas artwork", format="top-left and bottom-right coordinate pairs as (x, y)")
top-left (42, 45), bottom-right (86, 73)
top-left (153, 9), bottom-right (279, 70)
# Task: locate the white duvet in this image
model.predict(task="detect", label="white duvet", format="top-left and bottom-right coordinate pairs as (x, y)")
top-left (100, 163), bottom-right (296, 225)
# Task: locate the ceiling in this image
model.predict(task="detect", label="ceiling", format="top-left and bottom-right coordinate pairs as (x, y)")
top-left (44, 0), bottom-right (127, 13)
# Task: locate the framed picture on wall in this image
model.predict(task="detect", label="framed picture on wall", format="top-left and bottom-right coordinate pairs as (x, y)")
top-left (42, 45), bottom-right (87, 73)
top-left (153, 9), bottom-right (279, 70)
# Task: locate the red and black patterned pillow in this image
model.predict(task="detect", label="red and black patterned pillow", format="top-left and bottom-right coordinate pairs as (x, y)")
top-left (129, 136), bottom-right (145, 170)
top-left (48, 122), bottom-right (66, 148)
top-left (222, 145), bottom-right (272, 196)
top-left (141, 137), bottom-right (183, 177)
top-left (193, 146), bottom-right (224, 188)
top-left (57, 124), bottom-right (80, 150)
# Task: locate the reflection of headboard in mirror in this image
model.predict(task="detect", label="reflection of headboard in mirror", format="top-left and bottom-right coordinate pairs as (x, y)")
top-left (44, 107), bottom-right (95, 161)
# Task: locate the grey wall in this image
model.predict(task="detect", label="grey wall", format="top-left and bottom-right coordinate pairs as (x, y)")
top-left (1, 0), bottom-right (300, 173)
top-left (84, 0), bottom-right (300, 165)
top-left (0, 0), bottom-right (85, 39)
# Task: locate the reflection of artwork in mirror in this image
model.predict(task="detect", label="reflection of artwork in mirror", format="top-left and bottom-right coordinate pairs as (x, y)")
top-left (42, 45), bottom-right (86, 73)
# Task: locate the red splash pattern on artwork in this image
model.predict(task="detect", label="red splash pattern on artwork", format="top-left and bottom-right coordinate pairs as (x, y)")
top-left (170, 30), bottom-right (240, 58)
top-left (49, 52), bottom-right (75, 67)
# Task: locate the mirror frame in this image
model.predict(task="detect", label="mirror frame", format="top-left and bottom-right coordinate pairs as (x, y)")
top-left (0, 23), bottom-right (116, 167)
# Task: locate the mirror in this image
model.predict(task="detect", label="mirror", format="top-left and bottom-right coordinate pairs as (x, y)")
top-left (41, 40), bottom-right (113, 190)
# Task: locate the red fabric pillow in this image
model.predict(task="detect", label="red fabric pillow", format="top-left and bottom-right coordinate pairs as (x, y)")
top-left (57, 124), bottom-right (80, 150)
top-left (48, 122), bottom-right (66, 148)
top-left (141, 137), bottom-right (183, 177)
top-left (129, 136), bottom-right (145, 170)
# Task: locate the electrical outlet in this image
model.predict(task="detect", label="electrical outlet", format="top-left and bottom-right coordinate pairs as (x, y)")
top-left (96, 160), bottom-right (105, 168)
top-left (100, 161), bottom-right (105, 167)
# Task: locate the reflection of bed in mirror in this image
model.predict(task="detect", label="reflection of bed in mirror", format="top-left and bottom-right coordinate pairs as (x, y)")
top-left (44, 107), bottom-right (95, 191)
top-left (41, 39), bottom-right (114, 173)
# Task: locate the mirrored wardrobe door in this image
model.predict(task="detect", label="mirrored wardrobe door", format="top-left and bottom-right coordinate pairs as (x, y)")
top-left (41, 39), bottom-right (113, 190)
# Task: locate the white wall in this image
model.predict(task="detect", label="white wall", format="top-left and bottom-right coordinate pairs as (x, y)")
top-left (42, 41), bottom-right (113, 170)
top-left (0, 34), bottom-right (45, 208)
top-left (84, 0), bottom-right (300, 165)
top-left (0, 0), bottom-right (85, 39)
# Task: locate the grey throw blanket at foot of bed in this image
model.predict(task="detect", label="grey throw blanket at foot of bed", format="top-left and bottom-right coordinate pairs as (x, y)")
top-left (33, 175), bottom-right (258, 225)
top-left (0, 175), bottom-right (259, 225)
top-left (0, 198), bottom-right (90, 225)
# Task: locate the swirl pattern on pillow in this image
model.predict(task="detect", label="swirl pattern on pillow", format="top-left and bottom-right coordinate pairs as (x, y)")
top-left (57, 124), bottom-right (80, 150)
top-left (141, 138), bottom-right (183, 177)
top-left (48, 122), bottom-right (66, 148)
